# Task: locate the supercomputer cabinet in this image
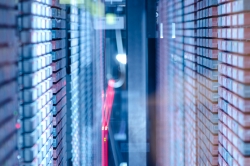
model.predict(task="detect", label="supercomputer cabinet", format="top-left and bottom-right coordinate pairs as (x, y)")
top-left (157, 0), bottom-right (250, 166)
top-left (217, 1), bottom-right (250, 165)
top-left (18, 0), bottom-right (67, 164)
top-left (67, 4), bottom-right (104, 165)
top-left (0, 0), bottom-right (105, 165)
top-left (157, 0), bottom-right (220, 165)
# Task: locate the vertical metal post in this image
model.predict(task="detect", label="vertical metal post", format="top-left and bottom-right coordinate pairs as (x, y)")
top-left (127, 0), bottom-right (147, 165)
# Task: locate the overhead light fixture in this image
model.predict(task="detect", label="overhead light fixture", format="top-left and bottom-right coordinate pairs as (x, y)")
top-left (116, 53), bottom-right (127, 64)
top-left (106, 13), bottom-right (116, 25)
top-left (120, 163), bottom-right (127, 166)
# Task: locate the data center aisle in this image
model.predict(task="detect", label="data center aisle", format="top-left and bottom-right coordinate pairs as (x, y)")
top-left (4, 0), bottom-right (250, 166)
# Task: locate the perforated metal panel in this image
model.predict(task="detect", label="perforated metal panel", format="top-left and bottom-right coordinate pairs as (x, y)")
top-left (67, 3), bottom-right (105, 166)
top-left (18, 0), bottom-right (67, 165)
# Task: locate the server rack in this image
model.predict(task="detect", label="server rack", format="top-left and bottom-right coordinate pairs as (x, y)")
top-left (79, 10), bottom-right (95, 166)
top-left (67, 5), bottom-right (81, 165)
top-left (0, 0), bottom-right (106, 165)
top-left (217, 1), bottom-right (250, 165)
top-left (92, 22), bottom-right (105, 166)
top-left (67, 4), bottom-right (100, 165)
top-left (157, 0), bottom-right (220, 165)
top-left (18, 0), bottom-right (67, 165)
top-left (157, 0), bottom-right (250, 166)
top-left (51, 2), bottom-right (67, 166)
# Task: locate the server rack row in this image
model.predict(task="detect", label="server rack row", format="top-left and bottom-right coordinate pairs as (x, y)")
top-left (217, 0), bottom-right (250, 165)
top-left (0, 0), bottom-right (104, 165)
top-left (157, 0), bottom-right (250, 166)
